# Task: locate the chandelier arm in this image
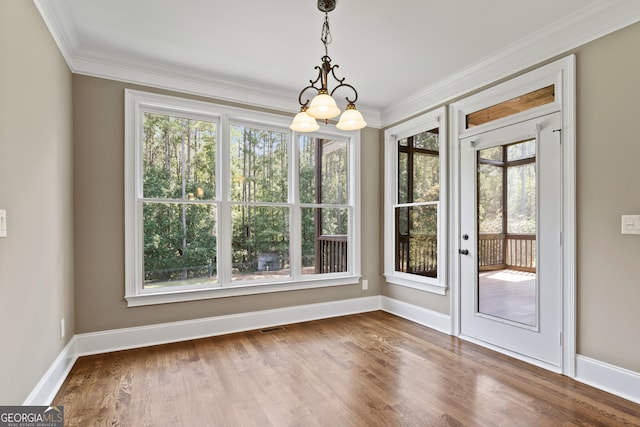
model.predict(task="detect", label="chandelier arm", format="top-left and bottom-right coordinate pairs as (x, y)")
top-left (297, 85), bottom-right (320, 108)
top-left (329, 63), bottom-right (346, 85)
top-left (329, 82), bottom-right (359, 105)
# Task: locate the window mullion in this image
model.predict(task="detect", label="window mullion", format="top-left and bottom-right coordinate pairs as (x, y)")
top-left (290, 132), bottom-right (301, 279)
top-left (218, 114), bottom-right (232, 286)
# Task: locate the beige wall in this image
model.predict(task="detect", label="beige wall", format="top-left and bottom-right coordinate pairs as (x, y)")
top-left (72, 75), bottom-right (384, 333)
top-left (0, 1), bottom-right (74, 404)
top-left (576, 22), bottom-right (640, 372)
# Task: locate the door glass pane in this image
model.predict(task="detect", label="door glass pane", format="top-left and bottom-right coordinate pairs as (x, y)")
top-left (479, 146), bottom-right (503, 162)
top-left (507, 139), bottom-right (535, 161)
top-left (477, 143), bottom-right (537, 327)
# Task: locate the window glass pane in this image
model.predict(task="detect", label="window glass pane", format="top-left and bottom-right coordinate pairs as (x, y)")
top-left (301, 207), bottom-right (349, 275)
top-left (507, 162), bottom-right (536, 234)
top-left (398, 152), bottom-right (409, 204)
top-left (478, 163), bottom-right (503, 234)
top-left (230, 125), bottom-right (288, 203)
top-left (231, 205), bottom-right (290, 281)
top-left (413, 152), bottom-right (439, 203)
top-left (466, 85), bottom-right (555, 128)
top-left (143, 113), bottom-right (217, 200)
top-left (398, 138), bottom-right (408, 147)
top-left (395, 205), bottom-right (438, 278)
top-left (143, 202), bottom-right (217, 288)
top-left (413, 129), bottom-right (439, 151)
top-left (299, 136), bottom-right (348, 205)
top-left (507, 139), bottom-right (535, 161)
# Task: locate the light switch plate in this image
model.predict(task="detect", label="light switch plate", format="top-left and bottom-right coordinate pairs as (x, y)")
top-left (0, 210), bottom-right (6, 237)
top-left (621, 215), bottom-right (640, 235)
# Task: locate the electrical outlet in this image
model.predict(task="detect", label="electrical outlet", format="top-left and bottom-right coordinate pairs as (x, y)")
top-left (60, 319), bottom-right (65, 339)
top-left (362, 279), bottom-right (368, 290)
top-left (0, 209), bottom-right (6, 238)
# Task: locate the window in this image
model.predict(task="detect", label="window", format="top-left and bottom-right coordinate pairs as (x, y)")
top-left (465, 85), bottom-right (555, 128)
top-left (125, 90), bottom-right (360, 306)
top-left (384, 107), bottom-right (447, 294)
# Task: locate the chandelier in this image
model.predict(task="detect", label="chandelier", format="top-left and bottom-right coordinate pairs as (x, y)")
top-left (289, 0), bottom-right (367, 132)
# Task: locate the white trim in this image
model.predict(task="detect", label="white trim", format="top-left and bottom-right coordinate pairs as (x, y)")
top-left (74, 296), bottom-right (380, 356)
top-left (125, 276), bottom-right (361, 307)
top-left (459, 334), bottom-right (563, 374)
top-left (380, 0), bottom-right (640, 126)
top-left (383, 107), bottom-right (448, 294)
top-left (449, 56), bottom-right (577, 375)
top-left (380, 296), bottom-right (451, 335)
top-left (576, 355), bottom-right (640, 405)
top-left (384, 275), bottom-right (447, 296)
top-left (561, 56), bottom-right (578, 378)
top-left (23, 338), bottom-right (78, 405)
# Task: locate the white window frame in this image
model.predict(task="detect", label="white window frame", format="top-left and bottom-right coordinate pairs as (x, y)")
top-left (125, 89), bottom-right (361, 307)
top-left (384, 106), bottom-right (447, 294)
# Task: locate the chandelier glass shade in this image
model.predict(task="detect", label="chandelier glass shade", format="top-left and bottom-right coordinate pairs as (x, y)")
top-left (290, 0), bottom-right (367, 132)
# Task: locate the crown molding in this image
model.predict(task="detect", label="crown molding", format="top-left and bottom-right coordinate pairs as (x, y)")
top-left (32, 0), bottom-right (383, 128)
top-left (33, 0), bottom-right (79, 70)
top-left (380, 0), bottom-right (640, 127)
top-left (34, 0), bottom-right (639, 130)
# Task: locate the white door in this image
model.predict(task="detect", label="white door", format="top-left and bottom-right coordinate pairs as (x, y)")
top-left (460, 112), bottom-right (562, 368)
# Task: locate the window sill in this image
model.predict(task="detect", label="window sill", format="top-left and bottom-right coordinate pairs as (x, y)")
top-left (125, 275), bottom-right (361, 307)
top-left (384, 273), bottom-right (447, 295)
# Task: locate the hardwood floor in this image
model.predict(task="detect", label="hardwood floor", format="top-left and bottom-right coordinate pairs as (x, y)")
top-left (53, 312), bottom-right (640, 426)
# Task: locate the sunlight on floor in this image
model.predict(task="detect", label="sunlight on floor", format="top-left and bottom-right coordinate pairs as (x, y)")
top-left (485, 270), bottom-right (535, 283)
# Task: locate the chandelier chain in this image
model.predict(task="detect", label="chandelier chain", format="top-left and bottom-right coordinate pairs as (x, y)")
top-left (321, 13), bottom-right (332, 57)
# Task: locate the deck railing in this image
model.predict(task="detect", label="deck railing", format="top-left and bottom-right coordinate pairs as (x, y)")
top-left (396, 235), bottom-right (438, 277)
top-left (479, 233), bottom-right (535, 272)
top-left (316, 234), bottom-right (348, 273)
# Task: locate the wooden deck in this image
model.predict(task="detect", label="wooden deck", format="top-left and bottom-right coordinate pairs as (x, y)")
top-left (479, 269), bottom-right (537, 326)
top-left (52, 311), bottom-right (640, 426)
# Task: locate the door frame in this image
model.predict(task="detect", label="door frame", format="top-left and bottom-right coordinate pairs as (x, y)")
top-left (449, 56), bottom-right (576, 376)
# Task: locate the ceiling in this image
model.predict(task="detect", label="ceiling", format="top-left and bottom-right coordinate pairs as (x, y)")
top-left (35, 0), bottom-right (640, 127)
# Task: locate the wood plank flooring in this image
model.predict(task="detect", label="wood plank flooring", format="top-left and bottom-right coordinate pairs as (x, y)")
top-left (53, 311), bottom-right (640, 426)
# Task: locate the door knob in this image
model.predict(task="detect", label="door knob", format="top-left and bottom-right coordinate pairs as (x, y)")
top-left (459, 249), bottom-right (469, 255)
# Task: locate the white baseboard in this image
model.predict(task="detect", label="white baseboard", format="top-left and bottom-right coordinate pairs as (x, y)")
top-left (575, 355), bottom-right (640, 405)
top-left (23, 337), bottom-right (78, 405)
top-left (74, 296), bottom-right (381, 357)
top-left (380, 296), bottom-right (452, 334)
